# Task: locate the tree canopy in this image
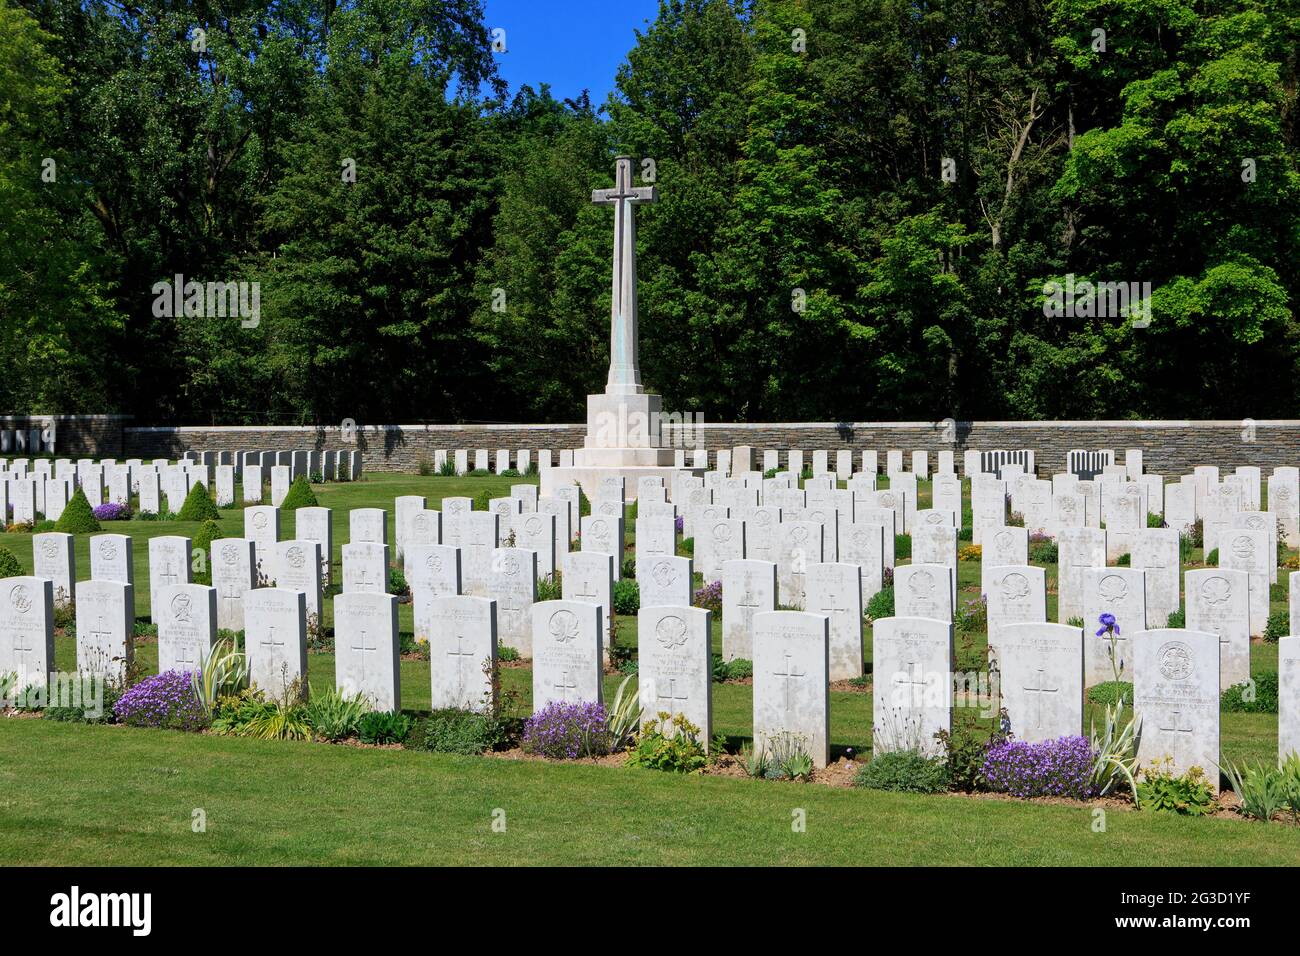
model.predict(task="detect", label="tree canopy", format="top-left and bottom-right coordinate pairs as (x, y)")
top-left (3, 0), bottom-right (1297, 423)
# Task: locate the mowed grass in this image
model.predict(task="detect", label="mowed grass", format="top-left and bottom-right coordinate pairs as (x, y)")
top-left (0, 472), bottom-right (1294, 865)
top-left (6, 720), bottom-right (1300, 866)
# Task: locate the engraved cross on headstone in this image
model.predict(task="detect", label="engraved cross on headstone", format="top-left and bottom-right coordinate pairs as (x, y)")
top-left (656, 677), bottom-right (689, 717)
top-left (351, 628), bottom-right (378, 681)
top-left (591, 155), bottom-right (656, 396)
top-left (894, 660), bottom-right (929, 706)
top-left (1158, 710), bottom-right (1196, 763)
top-left (260, 624), bottom-right (285, 655)
top-left (1022, 667), bottom-right (1060, 729)
top-left (448, 633), bottom-right (476, 701)
top-left (772, 652), bottom-right (807, 715)
top-left (553, 669), bottom-right (578, 701)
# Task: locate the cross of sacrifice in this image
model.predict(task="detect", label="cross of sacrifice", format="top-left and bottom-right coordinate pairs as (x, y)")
top-left (591, 155), bottom-right (656, 395)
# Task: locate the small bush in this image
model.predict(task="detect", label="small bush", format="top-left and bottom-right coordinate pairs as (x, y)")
top-left (1166, 608), bottom-right (1186, 628)
top-left (358, 710), bottom-right (412, 744)
top-left (92, 502), bottom-right (130, 521)
top-left (388, 566), bottom-right (409, 597)
top-left (894, 534), bottom-right (911, 560)
top-left (176, 482), bottom-right (221, 521)
top-left (191, 519), bottom-right (224, 585)
top-left (626, 712), bottom-right (708, 773)
top-left (1088, 681), bottom-right (1134, 706)
top-left (0, 547), bottom-right (22, 578)
top-left (620, 555), bottom-right (636, 579)
top-left (536, 571), bottom-right (562, 601)
top-left (1136, 760), bottom-right (1215, 815)
top-left (1028, 535), bottom-right (1057, 564)
top-left (522, 700), bottom-right (611, 759)
top-left (54, 488), bottom-right (101, 533)
top-left (611, 577), bottom-right (639, 615)
top-left (407, 708), bottom-right (507, 754)
top-left (1115, 552), bottom-right (1131, 566)
top-left (722, 658), bottom-right (753, 681)
top-left (416, 457), bottom-right (434, 476)
top-left (1221, 673), bottom-right (1278, 714)
top-left (957, 525), bottom-right (973, 541)
top-left (865, 585), bottom-right (894, 621)
top-left (1263, 610), bottom-right (1288, 643)
top-left (498, 645), bottom-right (520, 663)
top-left (280, 475), bottom-right (318, 512)
top-left (113, 671), bottom-right (208, 731)
top-left (982, 736), bottom-right (1097, 799)
top-left (855, 750), bottom-right (950, 793)
top-left (303, 687), bottom-right (369, 741)
top-left (1206, 547), bottom-right (1219, 565)
top-left (1146, 512), bottom-right (1164, 528)
top-left (692, 579), bottom-right (721, 613)
top-left (436, 457), bottom-right (457, 476)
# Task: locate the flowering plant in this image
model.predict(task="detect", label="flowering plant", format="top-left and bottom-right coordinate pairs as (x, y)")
top-left (982, 735), bottom-right (1097, 799)
top-left (113, 670), bottom-right (208, 731)
top-left (1088, 612), bottom-right (1142, 800)
top-left (693, 579), bottom-right (722, 613)
top-left (674, 514), bottom-right (684, 534)
top-left (522, 700), bottom-right (612, 759)
top-left (92, 502), bottom-right (131, 521)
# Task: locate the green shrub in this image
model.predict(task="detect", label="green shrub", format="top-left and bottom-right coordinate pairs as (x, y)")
top-left (1221, 673), bottom-right (1278, 713)
top-left (416, 457), bottom-right (434, 476)
top-left (304, 686), bottom-right (369, 741)
top-left (1066, 616), bottom-right (1084, 627)
top-left (536, 571), bottom-right (562, 601)
top-left (498, 645), bottom-right (521, 663)
top-left (957, 525), bottom-right (973, 541)
top-left (723, 658), bottom-right (753, 681)
top-left (407, 709), bottom-right (506, 754)
top-left (626, 712), bottom-right (709, 773)
top-left (612, 577), bottom-right (639, 615)
top-left (854, 750), bottom-right (950, 794)
top-left (191, 519), bottom-right (224, 586)
top-left (436, 457), bottom-right (456, 477)
top-left (279, 475), bottom-right (318, 512)
top-left (1222, 757), bottom-right (1290, 822)
top-left (679, 536), bottom-right (694, 556)
top-left (501, 468), bottom-right (522, 478)
top-left (388, 566), bottom-right (409, 597)
top-left (54, 488), bottom-right (101, 533)
top-left (1263, 610), bottom-right (1288, 643)
top-left (358, 710), bottom-right (412, 744)
top-left (1146, 512), bottom-right (1164, 528)
top-left (1115, 552), bottom-right (1131, 566)
top-left (1136, 762), bottom-right (1215, 815)
top-left (1029, 540), bottom-right (1058, 563)
top-left (620, 556), bottom-right (636, 579)
top-left (894, 534), bottom-right (911, 560)
top-left (865, 585), bottom-right (894, 621)
top-left (1088, 681), bottom-right (1133, 706)
top-left (1179, 534), bottom-right (1195, 563)
top-left (176, 482), bottom-right (221, 521)
top-left (1166, 608), bottom-right (1186, 628)
top-left (1206, 547), bottom-right (1219, 565)
top-left (0, 547), bottom-right (22, 578)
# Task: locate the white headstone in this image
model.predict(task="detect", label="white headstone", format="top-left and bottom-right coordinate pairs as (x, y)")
top-left (334, 590), bottom-right (401, 711)
top-left (1134, 628), bottom-right (1220, 792)
top-left (530, 600), bottom-right (603, 709)
top-left (243, 505), bottom-right (279, 586)
top-left (275, 540), bottom-right (323, 621)
top-left (1185, 567), bottom-right (1251, 690)
top-left (32, 532), bottom-right (75, 608)
top-left (872, 615), bottom-right (953, 756)
top-left (156, 583), bottom-right (217, 675)
top-left (74, 579), bottom-right (134, 680)
top-left (639, 604), bottom-right (712, 745)
top-left (245, 587), bottom-right (308, 698)
top-left (752, 610), bottom-right (830, 768)
top-left (998, 622), bottom-right (1084, 743)
top-left (0, 577), bottom-right (55, 685)
top-left (211, 538), bottom-right (256, 632)
top-left (806, 562), bottom-right (863, 681)
top-left (488, 547), bottom-right (537, 656)
top-left (638, 555), bottom-right (692, 611)
top-left (342, 541), bottom-right (388, 594)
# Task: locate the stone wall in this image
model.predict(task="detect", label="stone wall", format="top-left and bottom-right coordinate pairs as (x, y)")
top-left (111, 419), bottom-right (1300, 476)
top-left (0, 415), bottom-right (131, 456)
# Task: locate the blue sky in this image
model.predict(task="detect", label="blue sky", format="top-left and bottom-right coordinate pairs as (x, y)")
top-left (482, 0), bottom-right (664, 106)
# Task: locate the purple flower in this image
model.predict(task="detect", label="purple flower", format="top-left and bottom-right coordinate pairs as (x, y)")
top-left (113, 670), bottom-right (207, 731)
top-left (92, 502), bottom-right (130, 521)
top-left (1095, 612), bottom-right (1119, 637)
top-left (523, 700), bottom-right (611, 759)
top-left (693, 579), bottom-right (723, 613)
top-left (674, 515), bottom-right (684, 534)
top-left (982, 736), bottom-right (1097, 799)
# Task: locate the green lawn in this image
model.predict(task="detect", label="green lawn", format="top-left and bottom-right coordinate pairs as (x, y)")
top-left (1, 472), bottom-right (1293, 865)
top-left (5, 719), bottom-right (1299, 866)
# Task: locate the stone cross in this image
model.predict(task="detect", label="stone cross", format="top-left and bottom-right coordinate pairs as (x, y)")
top-left (591, 155), bottom-right (656, 395)
top-left (448, 634), bottom-right (476, 699)
top-left (656, 677), bottom-right (690, 717)
top-left (553, 670), bottom-right (578, 701)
